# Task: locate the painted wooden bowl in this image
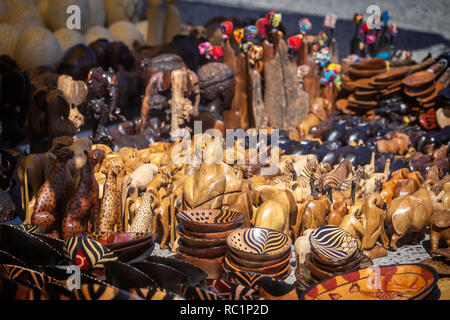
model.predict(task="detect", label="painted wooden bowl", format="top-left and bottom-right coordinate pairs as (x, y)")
top-left (309, 225), bottom-right (359, 265)
top-left (131, 261), bottom-right (193, 291)
top-left (177, 239), bottom-right (228, 259)
top-left (177, 223), bottom-right (242, 240)
top-left (310, 250), bottom-right (362, 272)
top-left (227, 227), bottom-right (291, 262)
top-left (176, 251), bottom-right (224, 279)
top-left (301, 264), bottom-right (438, 300)
top-left (228, 249), bottom-right (292, 268)
top-left (84, 232), bottom-right (153, 250)
top-left (224, 251), bottom-right (290, 275)
top-left (178, 283), bottom-right (224, 300)
top-left (201, 279), bottom-right (258, 300)
top-left (111, 239), bottom-right (155, 263)
top-left (176, 209), bottom-right (245, 233)
top-left (305, 253), bottom-right (336, 280)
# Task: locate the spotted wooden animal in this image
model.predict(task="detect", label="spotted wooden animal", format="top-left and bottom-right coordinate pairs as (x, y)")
top-left (129, 192), bottom-right (156, 233)
top-left (31, 148), bottom-right (74, 236)
top-left (95, 165), bottom-right (123, 232)
top-left (62, 149), bottom-right (106, 239)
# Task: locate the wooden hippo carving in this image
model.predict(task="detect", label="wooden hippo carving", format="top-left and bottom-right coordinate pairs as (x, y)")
top-left (62, 149), bottom-right (106, 239)
top-left (31, 148), bottom-right (74, 237)
top-left (376, 132), bottom-right (410, 155)
top-left (95, 165), bottom-right (123, 232)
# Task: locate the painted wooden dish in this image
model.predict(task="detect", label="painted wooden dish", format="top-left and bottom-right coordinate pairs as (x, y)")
top-left (84, 232), bottom-right (153, 250)
top-left (301, 264), bottom-right (439, 300)
top-left (311, 249), bottom-right (363, 272)
top-left (176, 209), bottom-right (245, 233)
top-left (178, 283), bottom-right (224, 300)
top-left (224, 251), bottom-right (290, 275)
top-left (177, 223), bottom-right (241, 240)
top-left (309, 225), bottom-right (359, 265)
top-left (111, 238), bottom-right (155, 263)
top-left (177, 239), bottom-right (228, 259)
top-left (131, 261), bottom-right (193, 291)
top-left (227, 227), bottom-right (291, 262)
top-left (0, 264), bottom-right (62, 289)
top-left (145, 256), bottom-right (208, 285)
top-left (176, 251), bottom-right (224, 279)
top-left (228, 248), bottom-right (292, 268)
top-left (201, 279), bottom-right (258, 300)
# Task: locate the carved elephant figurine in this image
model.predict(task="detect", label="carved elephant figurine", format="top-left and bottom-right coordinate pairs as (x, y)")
top-left (386, 194), bottom-right (429, 250)
top-left (253, 187), bottom-right (298, 237)
top-left (430, 211), bottom-right (450, 255)
top-left (299, 195), bottom-right (332, 235)
top-left (294, 228), bottom-right (314, 269)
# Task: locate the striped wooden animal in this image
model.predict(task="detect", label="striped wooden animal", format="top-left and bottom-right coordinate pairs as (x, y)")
top-left (320, 159), bottom-right (353, 199)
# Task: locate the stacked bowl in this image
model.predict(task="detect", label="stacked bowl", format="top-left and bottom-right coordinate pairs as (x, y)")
top-left (175, 209), bottom-right (245, 279)
top-left (298, 225), bottom-right (371, 286)
top-left (224, 227), bottom-right (292, 280)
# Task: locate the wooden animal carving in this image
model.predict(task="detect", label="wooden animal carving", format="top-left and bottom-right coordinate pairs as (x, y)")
top-left (17, 152), bottom-right (56, 224)
top-left (129, 192), bottom-right (156, 233)
top-left (386, 195), bottom-right (429, 250)
top-left (327, 198), bottom-right (351, 226)
top-left (121, 163), bottom-right (159, 217)
top-left (320, 159), bottom-right (353, 199)
top-left (31, 148), bottom-right (74, 236)
top-left (253, 187), bottom-right (298, 236)
top-left (360, 194), bottom-right (389, 251)
top-left (376, 132), bottom-right (410, 155)
top-left (294, 229), bottom-right (314, 269)
top-left (430, 211), bottom-right (450, 254)
top-left (339, 206), bottom-right (365, 248)
top-left (95, 165), bottom-right (123, 232)
top-left (299, 195), bottom-right (332, 235)
top-left (62, 149), bottom-right (106, 239)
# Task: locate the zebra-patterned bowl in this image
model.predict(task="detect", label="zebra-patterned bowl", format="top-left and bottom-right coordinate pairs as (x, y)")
top-left (176, 209), bottom-right (245, 233)
top-left (309, 225), bottom-right (359, 265)
top-left (227, 227), bottom-right (291, 262)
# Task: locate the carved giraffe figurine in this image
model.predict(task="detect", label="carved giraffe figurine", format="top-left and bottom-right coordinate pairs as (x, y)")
top-left (31, 148), bottom-right (74, 237)
top-left (61, 149), bottom-right (106, 239)
top-left (95, 165), bottom-right (123, 232)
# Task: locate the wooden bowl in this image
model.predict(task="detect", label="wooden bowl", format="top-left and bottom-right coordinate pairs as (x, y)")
top-left (301, 264), bottom-right (438, 300)
top-left (177, 239), bottom-right (228, 259)
top-left (84, 232), bottom-right (153, 250)
top-left (177, 226), bottom-right (227, 248)
top-left (176, 251), bottom-right (224, 279)
top-left (309, 225), bottom-right (359, 265)
top-left (111, 238), bottom-right (155, 263)
top-left (224, 252), bottom-right (290, 274)
top-left (305, 253), bottom-right (334, 280)
top-left (228, 248), bottom-right (292, 268)
top-left (222, 258), bottom-right (291, 280)
top-left (311, 249), bottom-right (363, 272)
top-left (227, 227), bottom-right (291, 262)
top-left (177, 224), bottom-right (242, 240)
top-left (176, 209), bottom-right (245, 233)
top-left (403, 71), bottom-right (436, 87)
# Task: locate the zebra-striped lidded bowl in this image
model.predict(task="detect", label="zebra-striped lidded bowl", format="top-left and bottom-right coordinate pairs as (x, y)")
top-left (176, 209), bottom-right (245, 233)
top-left (227, 227), bottom-right (291, 262)
top-left (309, 225), bottom-right (359, 265)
